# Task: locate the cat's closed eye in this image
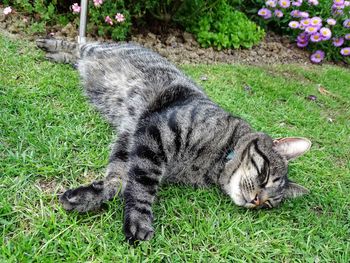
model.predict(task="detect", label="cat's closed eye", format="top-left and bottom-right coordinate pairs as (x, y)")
top-left (260, 181), bottom-right (267, 188)
top-left (272, 177), bottom-right (281, 183)
top-left (261, 201), bottom-right (273, 209)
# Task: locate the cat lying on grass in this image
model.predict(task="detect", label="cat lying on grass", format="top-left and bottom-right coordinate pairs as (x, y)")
top-left (37, 39), bottom-right (311, 244)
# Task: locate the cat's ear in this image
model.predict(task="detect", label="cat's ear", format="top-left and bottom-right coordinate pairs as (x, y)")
top-left (284, 181), bottom-right (309, 199)
top-left (273, 137), bottom-right (311, 161)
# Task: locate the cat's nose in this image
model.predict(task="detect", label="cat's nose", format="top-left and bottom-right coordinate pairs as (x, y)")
top-left (251, 195), bottom-right (261, 206)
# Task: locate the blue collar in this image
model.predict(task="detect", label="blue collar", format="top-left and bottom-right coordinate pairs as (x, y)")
top-left (226, 150), bottom-right (235, 161)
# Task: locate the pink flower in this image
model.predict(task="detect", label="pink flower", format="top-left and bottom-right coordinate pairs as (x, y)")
top-left (310, 50), bottom-right (325, 63)
top-left (305, 26), bottom-right (317, 35)
top-left (332, 9), bottom-right (343, 16)
top-left (279, 0), bottom-right (291, 8)
top-left (274, 9), bottom-right (284, 18)
top-left (320, 27), bottom-right (332, 40)
top-left (308, 0), bottom-right (319, 5)
top-left (343, 19), bottom-right (350, 28)
top-left (115, 13), bottom-right (125, 23)
top-left (297, 32), bottom-right (309, 42)
top-left (327, 18), bottom-right (337, 25)
top-left (300, 11), bottom-right (309, 18)
top-left (332, 3), bottom-right (345, 9)
top-left (258, 8), bottom-right (272, 19)
top-left (305, 26), bottom-right (318, 34)
top-left (333, 0), bottom-right (345, 6)
top-left (292, 0), bottom-right (303, 6)
top-left (310, 33), bottom-right (322, 42)
top-left (345, 1), bottom-right (350, 6)
top-left (297, 40), bottom-right (309, 48)
top-left (3, 6), bottom-right (12, 15)
top-left (310, 17), bottom-right (322, 27)
top-left (289, 21), bottom-right (300, 29)
top-left (290, 10), bottom-right (300, 17)
top-left (340, 47), bottom-right (350, 56)
top-left (333, 37), bottom-right (344, 47)
top-left (300, 18), bottom-right (311, 27)
top-left (297, 33), bottom-right (309, 47)
top-left (266, 0), bottom-right (277, 7)
top-left (345, 33), bottom-right (350, 40)
top-left (71, 3), bottom-right (81, 13)
top-left (93, 0), bottom-right (103, 7)
top-left (105, 16), bottom-right (113, 25)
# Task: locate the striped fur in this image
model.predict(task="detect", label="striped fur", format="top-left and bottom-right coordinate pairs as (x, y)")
top-left (37, 39), bottom-right (311, 243)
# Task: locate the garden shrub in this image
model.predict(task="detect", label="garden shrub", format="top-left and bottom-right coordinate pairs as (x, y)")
top-left (176, 0), bottom-right (265, 49)
top-left (2, 0), bottom-right (265, 49)
top-left (2, 0), bottom-right (131, 40)
top-left (2, 0), bottom-right (85, 24)
top-left (86, 1), bottom-right (131, 41)
top-left (254, 0), bottom-right (350, 63)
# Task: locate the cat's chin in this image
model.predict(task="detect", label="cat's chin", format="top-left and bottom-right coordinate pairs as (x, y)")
top-left (223, 168), bottom-right (247, 207)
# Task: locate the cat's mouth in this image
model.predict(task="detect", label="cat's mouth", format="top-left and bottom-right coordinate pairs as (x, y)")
top-left (242, 199), bottom-right (262, 209)
top-left (224, 171), bottom-right (266, 209)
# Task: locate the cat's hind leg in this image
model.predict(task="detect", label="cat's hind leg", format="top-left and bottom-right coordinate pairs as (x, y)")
top-left (36, 38), bottom-right (79, 64)
top-left (60, 133), bottom-right (130, 212)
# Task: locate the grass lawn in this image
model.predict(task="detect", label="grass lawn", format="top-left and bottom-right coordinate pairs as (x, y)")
top-left (1, 34), bottom-right (349, 262)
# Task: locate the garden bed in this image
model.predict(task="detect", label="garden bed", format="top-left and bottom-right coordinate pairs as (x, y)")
top-left (1, 0), bottom-right (350, 65)
top-left (0, 5), bottom-right (313, 66)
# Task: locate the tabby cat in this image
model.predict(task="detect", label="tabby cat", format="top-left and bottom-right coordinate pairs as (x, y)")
top-left (36, 39), bottom-right (311, 243)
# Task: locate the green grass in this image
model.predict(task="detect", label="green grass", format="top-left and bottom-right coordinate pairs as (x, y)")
top-left (1, 34), bottom-right (349, 262)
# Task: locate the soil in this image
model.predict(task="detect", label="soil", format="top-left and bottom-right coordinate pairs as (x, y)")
top-left (129, 30), bottom-right (312, 65)
top-left (0, 6), bottom-right (313, 66)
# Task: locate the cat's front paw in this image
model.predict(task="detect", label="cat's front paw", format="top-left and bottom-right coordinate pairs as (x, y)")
top-left (123, 211), bottom-right (154, 244)
top-left (59, 181), bottom-right (105, 213)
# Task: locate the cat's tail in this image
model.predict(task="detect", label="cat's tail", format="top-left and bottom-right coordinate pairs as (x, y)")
top-left (36, 38), bottom-right (79, 64)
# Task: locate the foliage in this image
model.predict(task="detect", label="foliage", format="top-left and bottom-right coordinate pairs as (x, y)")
top-left (2, 0), bottom-right (61, 33)
top-left (2, 0), bottom-right (265, 48)
top-left (191, 1), bottom-right (265, 49)
top-left (173, 0), bottom-right (265, 49)
top-left (87, 1), bottom-right (131, 41)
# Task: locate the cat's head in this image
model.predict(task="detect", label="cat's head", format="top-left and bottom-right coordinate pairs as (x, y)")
top-left (221, 133), bottom-right (311, 209)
